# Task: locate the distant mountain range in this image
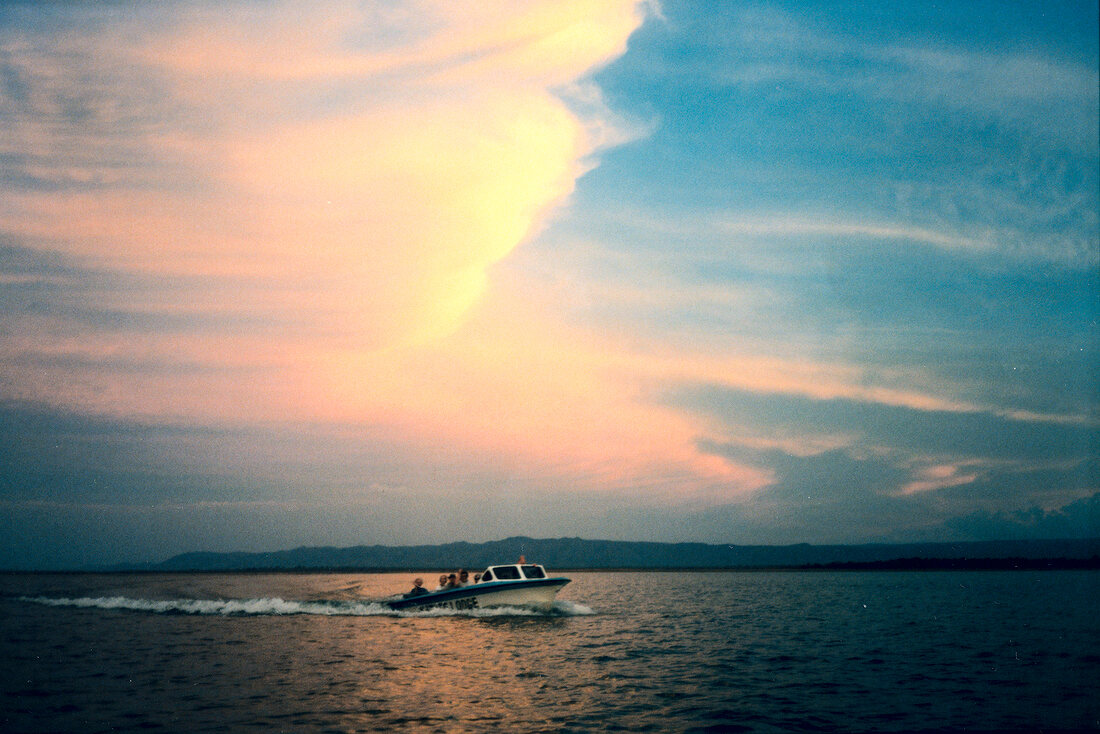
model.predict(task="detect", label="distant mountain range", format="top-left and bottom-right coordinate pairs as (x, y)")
top-left (112, 536), bottom-right (1100, 572)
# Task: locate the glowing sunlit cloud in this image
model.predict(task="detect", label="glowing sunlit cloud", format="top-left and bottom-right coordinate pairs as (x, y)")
top-left (0, 1), bottom-right (651, 409)
top-left (900, 464), bottom-right (982, 496)
top-left (6, 0), bottom-right (788, 502)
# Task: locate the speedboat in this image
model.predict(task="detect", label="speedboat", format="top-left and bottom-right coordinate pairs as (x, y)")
top-left (386, 561), bottom-right (569, 611)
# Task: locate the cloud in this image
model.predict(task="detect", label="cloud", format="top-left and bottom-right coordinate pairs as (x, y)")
top-left (671, 379), bottom-right (1098, 542)
top-left (7, 2), bottom-right (796, 507)
top-left (685, 434), bottom-right (1098, 543)
top-left (0, 2), bottom-right (653, 413)
top-left (678, 384), bottom-right (1098, 465)
top-left (939, 492), bottom-right (1100, 541)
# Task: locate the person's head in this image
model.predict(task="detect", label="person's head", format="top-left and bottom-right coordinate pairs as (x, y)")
top-left (439, 575), bottom-right (447, 585)
top-left (448, 573), bottom-right (457, 583)
top-left (459, 570), bottom-right (469, 581)
top-left (474, 573), bottom-right (481, 583)
top-left (413, 578), bottom-right (423, 587)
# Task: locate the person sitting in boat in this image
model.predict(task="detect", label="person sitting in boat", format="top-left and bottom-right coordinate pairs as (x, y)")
top-left (473, 573), bottom-right (482, 583)
top-left (457, 570), bottom-right (470, 587)
top-left (445, 573), bottom-right (458, 588)
top-left (435, 574), bottom-right (449, 591)
top-left (403, 578), bottom-right (429, 598)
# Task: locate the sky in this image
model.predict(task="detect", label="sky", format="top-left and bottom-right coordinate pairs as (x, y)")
top-left (1, 0), bottom-right (1097, 569)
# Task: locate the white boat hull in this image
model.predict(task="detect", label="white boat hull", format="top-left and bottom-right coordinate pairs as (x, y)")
top-left (387, 577), bottom-right (569, 611)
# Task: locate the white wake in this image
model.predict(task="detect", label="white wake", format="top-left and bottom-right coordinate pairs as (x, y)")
top-left (19, 595), bottom-right (594, 618)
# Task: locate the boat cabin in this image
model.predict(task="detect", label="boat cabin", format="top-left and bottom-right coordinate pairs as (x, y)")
top-left (479, 563), bottom-right (548, 582)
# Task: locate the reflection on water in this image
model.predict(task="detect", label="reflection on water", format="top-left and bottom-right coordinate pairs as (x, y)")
top-left (2, 571), bottom-right (1098, 732)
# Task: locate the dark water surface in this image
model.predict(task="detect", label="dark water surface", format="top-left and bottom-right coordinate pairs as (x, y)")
top-left (2, 570), bottom-right (1097, 732)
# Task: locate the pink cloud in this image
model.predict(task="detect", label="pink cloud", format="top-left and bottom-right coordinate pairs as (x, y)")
top-left (5, 0), bottom-right (1037, 504)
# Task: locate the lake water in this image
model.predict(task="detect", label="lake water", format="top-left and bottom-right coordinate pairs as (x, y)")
top-left (2, 570), bottom-right (1097, 732)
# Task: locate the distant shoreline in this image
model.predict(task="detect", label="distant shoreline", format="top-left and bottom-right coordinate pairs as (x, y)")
top-left (4, 556), bottom-right (1098, 574)
top-left (25, 535), bottom-right (1094, 574)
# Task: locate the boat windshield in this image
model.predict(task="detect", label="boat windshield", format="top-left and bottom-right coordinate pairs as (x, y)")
top-left (521, 565), bottom-right (546, 579)
top-left (491, 566), bottom-right (521, 580)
